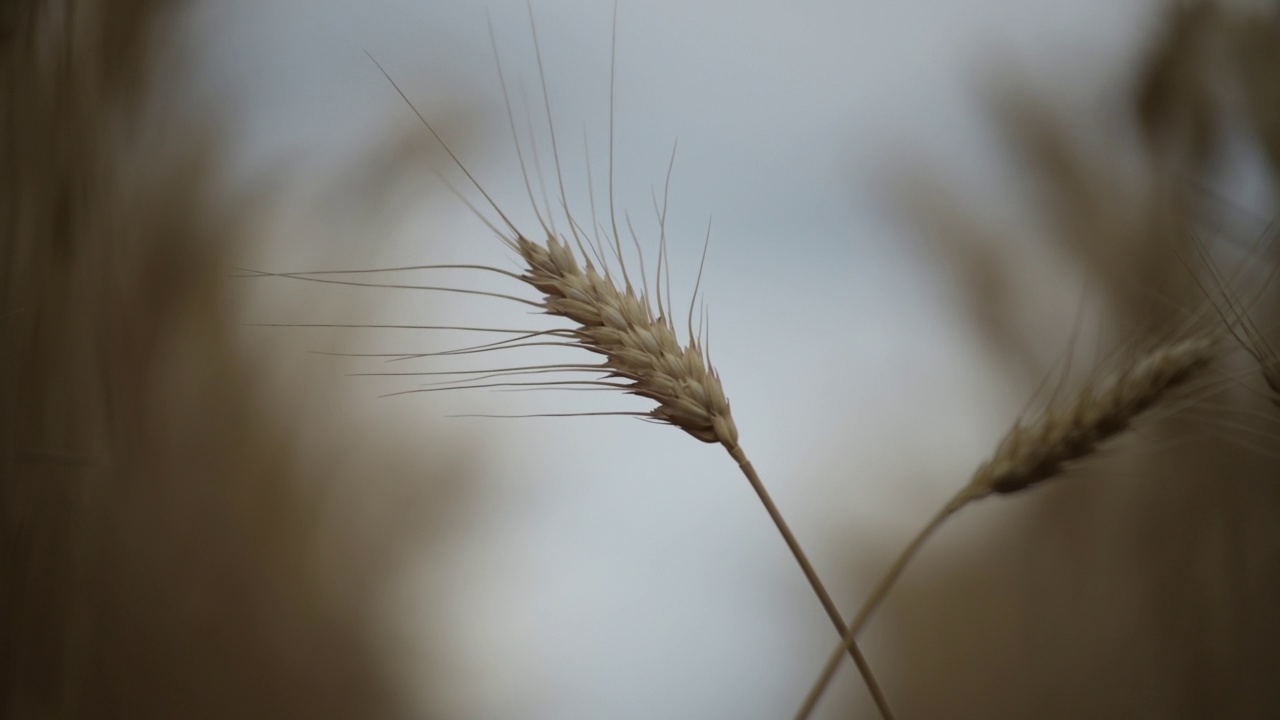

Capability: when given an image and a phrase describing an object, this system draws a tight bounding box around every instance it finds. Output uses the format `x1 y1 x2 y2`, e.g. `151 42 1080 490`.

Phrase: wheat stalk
363 7 912 706
511 227 904 716
793 335 1217 720
245 17 899 716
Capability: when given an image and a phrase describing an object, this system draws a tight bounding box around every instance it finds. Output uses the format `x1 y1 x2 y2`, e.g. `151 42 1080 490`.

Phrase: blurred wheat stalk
812 1 1280 717
0 2 456 718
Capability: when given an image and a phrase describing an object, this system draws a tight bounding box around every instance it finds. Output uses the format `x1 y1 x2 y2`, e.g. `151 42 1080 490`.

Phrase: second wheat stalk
794 335 1216 720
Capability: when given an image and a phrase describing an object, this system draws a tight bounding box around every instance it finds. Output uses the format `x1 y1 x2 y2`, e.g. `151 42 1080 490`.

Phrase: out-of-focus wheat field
8 0 1280 718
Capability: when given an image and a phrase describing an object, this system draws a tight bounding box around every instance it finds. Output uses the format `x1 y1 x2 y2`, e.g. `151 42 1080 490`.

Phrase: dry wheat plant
244 6 899 714
247 0 1280 718
10 0 1280 718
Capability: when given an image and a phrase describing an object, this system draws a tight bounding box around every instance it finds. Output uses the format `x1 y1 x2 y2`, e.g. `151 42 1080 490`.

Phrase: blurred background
7 0 1280 718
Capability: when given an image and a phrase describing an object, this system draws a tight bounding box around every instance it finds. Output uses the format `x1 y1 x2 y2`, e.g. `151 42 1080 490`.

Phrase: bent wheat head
515 234 737 445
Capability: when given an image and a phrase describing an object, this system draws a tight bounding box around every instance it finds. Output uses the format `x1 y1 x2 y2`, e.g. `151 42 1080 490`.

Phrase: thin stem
794 486 976 720
723 442 896 720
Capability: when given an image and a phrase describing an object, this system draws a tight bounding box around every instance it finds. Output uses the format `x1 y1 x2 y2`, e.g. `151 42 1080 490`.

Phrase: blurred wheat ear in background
1 1 465 718
849 3 1280 718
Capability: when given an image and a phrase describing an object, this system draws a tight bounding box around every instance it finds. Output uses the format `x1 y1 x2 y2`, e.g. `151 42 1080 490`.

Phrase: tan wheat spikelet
967 336 1217 499
514 233 737 445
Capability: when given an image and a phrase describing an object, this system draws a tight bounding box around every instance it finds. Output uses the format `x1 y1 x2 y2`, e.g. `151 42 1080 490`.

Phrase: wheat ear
345 46 901 717
513 231 897 717
793 336 1216 720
